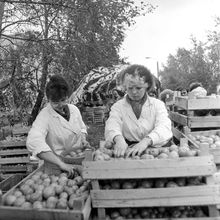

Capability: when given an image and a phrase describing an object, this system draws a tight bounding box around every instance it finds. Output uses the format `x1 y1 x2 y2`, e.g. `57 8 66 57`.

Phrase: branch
1 15 45 32
0 0 76 9
1 33 80 44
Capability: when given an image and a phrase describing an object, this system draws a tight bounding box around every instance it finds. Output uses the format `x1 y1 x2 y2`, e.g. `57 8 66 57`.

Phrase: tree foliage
0 0 155 124
160 19 220 94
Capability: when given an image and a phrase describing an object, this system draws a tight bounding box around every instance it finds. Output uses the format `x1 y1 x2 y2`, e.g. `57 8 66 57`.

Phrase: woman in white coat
26 75 89 176
105 64 173 158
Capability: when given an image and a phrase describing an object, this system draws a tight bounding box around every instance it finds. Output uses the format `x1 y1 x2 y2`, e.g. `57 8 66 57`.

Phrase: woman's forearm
37 151 64 168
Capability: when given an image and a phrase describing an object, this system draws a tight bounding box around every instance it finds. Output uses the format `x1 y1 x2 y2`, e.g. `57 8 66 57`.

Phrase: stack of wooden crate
82 142 220 219
169 96 220 133
93 107 105 125
170 96 220 166
0 137 31 178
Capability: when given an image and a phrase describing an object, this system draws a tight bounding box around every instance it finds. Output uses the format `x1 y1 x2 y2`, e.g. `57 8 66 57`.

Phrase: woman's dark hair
120 64 154 91
189 82 202 92
46 75 70 102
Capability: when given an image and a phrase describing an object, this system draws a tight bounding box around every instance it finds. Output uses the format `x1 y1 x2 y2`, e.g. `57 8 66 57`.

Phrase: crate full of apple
0 165 91 220
93 142 199 161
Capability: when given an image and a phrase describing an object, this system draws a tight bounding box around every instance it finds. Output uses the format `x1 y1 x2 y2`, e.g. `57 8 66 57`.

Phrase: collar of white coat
123 94 153 107
47 103 74 117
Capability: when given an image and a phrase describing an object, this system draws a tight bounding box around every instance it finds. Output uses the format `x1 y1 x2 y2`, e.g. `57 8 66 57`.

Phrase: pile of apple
61 148 85 159
94 143 199 161
100 176 204 190
4 170 90 209
105 206 207 219
188 132 220 149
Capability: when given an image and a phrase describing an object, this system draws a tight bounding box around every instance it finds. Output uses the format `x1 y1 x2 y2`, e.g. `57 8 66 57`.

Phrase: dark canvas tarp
70 64 161 104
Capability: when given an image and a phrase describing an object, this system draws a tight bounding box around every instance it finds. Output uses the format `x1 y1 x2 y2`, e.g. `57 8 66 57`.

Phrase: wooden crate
170 112 220 129
172 127 220 165
169 96 220 129
0 165 91 220
82 149 220 219
170 96 220 129
0 174 26 194
93 107 105 125
0 139 30 175
174 96 220 110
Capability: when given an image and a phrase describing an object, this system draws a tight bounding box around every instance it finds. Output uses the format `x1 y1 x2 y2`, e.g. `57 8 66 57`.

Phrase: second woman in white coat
105 64 173 158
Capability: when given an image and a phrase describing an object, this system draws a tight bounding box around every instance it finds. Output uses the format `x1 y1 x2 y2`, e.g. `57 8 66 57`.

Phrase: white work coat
105 95 172 146
26 103 87 157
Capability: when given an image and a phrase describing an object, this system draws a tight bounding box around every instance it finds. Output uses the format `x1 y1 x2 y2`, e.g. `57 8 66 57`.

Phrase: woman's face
124 74 148 101
50 97 68 112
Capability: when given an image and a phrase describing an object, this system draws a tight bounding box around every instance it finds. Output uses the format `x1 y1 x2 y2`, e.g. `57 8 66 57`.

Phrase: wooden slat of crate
169 112 188 126
211 149 220 164
172 126 184 140
0 140 26 148
0 205 89 220
187 129 220 136
93 218 220 220
0 165 28 173
12 127 30 136
170 112 220 128
0 165 91 220
0 149 29 156
0 174 25 193
82 156 216 180
91 185 220 208
188 116 220 128
0 157 30 165
175 97 220 110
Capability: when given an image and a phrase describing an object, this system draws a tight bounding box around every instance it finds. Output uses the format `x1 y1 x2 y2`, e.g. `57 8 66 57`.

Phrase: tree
160 16 220 94
0 0 155 124
160 38 218 93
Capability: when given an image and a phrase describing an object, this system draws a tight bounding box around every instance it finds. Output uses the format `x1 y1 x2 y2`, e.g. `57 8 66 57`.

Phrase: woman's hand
82 139 91 148
81 133 91 148
126 137 152 157
59 162 76 178
113 135 128 157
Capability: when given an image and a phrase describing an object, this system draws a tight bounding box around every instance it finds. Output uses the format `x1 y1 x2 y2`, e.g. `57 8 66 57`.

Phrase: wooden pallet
0 165 91 220
82 147 220 220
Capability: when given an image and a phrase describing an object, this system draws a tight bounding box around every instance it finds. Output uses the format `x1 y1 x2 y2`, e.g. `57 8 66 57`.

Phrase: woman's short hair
119 64 154 91
46 75 70 102
189 82 202 92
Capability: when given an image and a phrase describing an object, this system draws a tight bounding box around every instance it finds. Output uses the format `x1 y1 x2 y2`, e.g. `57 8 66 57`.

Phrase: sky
119 0 220 76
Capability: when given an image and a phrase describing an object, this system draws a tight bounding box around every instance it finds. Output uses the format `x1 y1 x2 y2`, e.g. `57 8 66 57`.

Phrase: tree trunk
28 45 49 125
28 5 50 125
0 2 5 36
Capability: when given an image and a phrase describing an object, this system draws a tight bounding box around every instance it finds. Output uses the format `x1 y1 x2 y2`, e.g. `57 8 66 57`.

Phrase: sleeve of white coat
26 110 51 157
147 100 173 145
105 102 123 143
